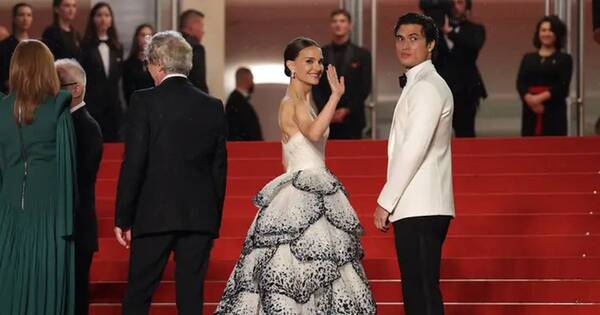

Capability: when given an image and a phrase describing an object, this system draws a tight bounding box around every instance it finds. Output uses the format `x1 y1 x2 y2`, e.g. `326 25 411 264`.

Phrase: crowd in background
1 0 599 142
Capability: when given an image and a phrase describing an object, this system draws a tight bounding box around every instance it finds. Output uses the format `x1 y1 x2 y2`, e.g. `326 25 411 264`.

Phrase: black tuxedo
182 33 209 94
42 24 81 60
434 19 487 137
71 105 103 315
116 76 227 315
79 39 124 142
0 35 19 94
122 57 154 106
225 90 263 141
313 41 372 139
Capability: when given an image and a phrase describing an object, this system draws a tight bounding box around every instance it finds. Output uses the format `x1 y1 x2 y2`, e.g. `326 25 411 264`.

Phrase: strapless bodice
282 132 327 173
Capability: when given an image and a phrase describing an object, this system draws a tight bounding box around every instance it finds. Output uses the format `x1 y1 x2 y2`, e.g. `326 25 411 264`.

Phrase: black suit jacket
122 56 155 106
79 39 123 118
182 33 209 94
313 42 372 135
72 106 103 251
225 90 263 141
42 24 81 60
115 77 227 237
434 19 487 99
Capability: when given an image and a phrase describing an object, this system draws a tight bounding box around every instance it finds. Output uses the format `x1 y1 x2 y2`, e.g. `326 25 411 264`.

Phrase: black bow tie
98 39 109 44
399 74 407 88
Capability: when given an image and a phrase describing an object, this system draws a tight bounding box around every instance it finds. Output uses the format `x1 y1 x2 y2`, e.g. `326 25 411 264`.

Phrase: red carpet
90 137 600 314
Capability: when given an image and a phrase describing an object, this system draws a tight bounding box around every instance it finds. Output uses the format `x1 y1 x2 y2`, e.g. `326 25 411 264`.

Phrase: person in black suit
517 15 572 136
114 31 227 315
0 3 33 94
593 0 600 44
433 0 487 137
43 0 81 60
226 67 263 141
123 24 155 105
179 9 209 94
55 58 103 315
79 2 123 142
313 9 372 139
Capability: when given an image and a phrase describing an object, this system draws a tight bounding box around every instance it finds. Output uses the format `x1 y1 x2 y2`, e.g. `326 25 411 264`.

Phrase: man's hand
442 15 453 34
374 205 391 233
114 227 132 249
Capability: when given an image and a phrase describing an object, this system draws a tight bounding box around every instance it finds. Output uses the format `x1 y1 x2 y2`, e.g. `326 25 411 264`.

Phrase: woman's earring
292 71 296 79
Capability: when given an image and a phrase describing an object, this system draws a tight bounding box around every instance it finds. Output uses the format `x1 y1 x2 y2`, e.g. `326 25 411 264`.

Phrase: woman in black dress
79 2 124 142
0 3 33 94
122 23 155 105
42 0 81 60
516 15 572 136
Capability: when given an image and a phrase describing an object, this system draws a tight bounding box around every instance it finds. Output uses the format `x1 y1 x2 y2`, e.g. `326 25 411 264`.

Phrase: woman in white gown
214 37 376 314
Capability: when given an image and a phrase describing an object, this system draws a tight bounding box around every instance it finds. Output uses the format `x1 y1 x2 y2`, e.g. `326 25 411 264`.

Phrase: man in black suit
313 9 372 139
114 31 227 315
179 9 209 94
226 67 263 141
55 58 103 315
433 0 487 137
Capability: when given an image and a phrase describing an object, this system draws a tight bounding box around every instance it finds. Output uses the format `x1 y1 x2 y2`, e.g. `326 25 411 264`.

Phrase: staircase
89 137 600 314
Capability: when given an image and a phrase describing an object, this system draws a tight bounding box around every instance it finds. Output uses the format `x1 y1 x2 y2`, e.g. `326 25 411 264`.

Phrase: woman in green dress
0 39 76 315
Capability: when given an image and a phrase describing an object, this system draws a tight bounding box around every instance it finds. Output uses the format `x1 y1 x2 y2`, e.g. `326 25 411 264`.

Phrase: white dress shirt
159 73 188 85
377 60 455 222
98 35 110 77
70 101 86 114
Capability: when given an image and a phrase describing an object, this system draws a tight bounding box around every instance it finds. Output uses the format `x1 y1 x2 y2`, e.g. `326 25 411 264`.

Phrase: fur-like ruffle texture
215 168 376 315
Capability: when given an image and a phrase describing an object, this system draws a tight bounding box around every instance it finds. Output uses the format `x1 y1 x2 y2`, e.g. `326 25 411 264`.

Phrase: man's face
330 14 352 38
453 0 468 19
191 16 205 42
57 0 77 22
395 24 433 68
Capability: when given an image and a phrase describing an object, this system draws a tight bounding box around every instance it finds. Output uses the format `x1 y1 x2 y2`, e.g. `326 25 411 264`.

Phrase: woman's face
57 0 77 22
137 26 153 47
538 21 556 48
288 46 324 86
15 6 33 33
94 6 112 34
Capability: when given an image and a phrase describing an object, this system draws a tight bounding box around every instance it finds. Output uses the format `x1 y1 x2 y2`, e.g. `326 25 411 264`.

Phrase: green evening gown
0 90 76 315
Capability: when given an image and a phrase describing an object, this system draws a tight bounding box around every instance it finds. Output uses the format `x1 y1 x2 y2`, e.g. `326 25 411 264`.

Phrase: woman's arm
294 65 345 142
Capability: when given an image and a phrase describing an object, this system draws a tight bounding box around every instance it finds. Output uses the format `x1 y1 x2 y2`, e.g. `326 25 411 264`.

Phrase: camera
419 0 453 28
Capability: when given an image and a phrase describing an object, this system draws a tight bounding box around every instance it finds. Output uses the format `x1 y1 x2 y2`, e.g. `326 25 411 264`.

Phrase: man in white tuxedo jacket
374 13 455 315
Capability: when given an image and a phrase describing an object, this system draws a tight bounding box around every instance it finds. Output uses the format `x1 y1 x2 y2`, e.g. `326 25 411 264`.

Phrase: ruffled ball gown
214 130 376 314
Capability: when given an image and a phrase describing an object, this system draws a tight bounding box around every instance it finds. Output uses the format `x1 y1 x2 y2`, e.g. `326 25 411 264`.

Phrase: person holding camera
424 0 487 137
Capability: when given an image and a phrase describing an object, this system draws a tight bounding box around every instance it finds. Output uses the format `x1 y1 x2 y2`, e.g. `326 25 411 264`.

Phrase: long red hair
9 39 60 125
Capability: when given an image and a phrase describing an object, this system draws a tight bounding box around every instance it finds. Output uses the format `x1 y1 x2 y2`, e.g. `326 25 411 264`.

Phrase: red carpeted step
96 173 600 197
97 154 600 179
89 279 600 303
90 257 600 282
101 137 600 159
93 235 600 260
96 213 600 238
96 192 599 217
89 302 600 315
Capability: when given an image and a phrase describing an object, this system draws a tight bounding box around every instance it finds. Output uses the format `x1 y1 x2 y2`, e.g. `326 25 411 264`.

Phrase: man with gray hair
114 31 227 315
55 58 103 315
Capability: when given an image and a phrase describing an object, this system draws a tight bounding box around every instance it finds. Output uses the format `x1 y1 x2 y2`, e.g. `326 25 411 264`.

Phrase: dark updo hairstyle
533 15 567 50
283 37 320 77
